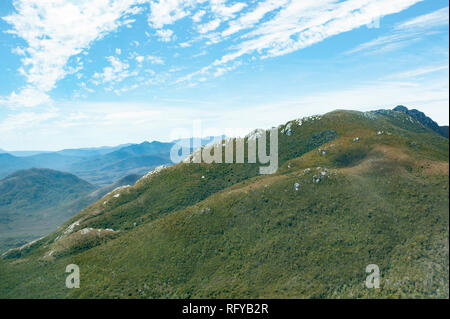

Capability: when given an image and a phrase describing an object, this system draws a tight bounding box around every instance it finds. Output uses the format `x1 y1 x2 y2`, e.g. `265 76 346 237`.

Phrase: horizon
0 105 447 152
0 0 448 151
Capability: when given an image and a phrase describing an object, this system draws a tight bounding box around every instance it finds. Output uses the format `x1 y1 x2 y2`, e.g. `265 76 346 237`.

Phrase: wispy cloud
147 0 193 29
345 32 421 55
383 64 449 80
2 70 448 151
0 108 59 133
395 6 449 30
1 0 444 108
221 0 287 37
156 28 175 42
93 56 138 86
347 6 448 55
1 0 143 108
0 86 52 109
180 0 423 84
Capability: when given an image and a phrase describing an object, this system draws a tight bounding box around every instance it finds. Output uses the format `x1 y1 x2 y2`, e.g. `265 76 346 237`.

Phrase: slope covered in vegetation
0 169 96 252
0 108 448 298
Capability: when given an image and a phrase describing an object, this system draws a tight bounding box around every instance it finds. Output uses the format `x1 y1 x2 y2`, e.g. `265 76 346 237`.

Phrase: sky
0 0 448 151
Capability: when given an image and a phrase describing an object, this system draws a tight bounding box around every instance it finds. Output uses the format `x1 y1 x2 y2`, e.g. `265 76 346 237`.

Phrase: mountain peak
393 105 448 138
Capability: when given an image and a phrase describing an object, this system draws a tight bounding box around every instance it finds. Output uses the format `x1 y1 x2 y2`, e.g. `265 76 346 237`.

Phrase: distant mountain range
0 141 172 186
0 137 224 186
0 142 168 186
65 141 175 186
3 144 132 157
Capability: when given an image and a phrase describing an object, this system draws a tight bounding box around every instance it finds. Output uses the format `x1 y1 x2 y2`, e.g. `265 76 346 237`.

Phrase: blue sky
0 0 448 151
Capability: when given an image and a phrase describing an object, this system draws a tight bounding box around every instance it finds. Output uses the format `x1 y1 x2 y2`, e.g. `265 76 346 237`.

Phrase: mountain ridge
0 107 448 298
393 105 449 138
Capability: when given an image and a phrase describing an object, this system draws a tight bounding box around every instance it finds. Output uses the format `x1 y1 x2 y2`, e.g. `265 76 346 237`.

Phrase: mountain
173 135 227 147
0 169 143 254
0 169 96 252
84 173 142 205
72 141 174 169
68 141 175 185
55 144 133 158
5 144 132 158
0 108 448 298
394 105 449 138
0 154 34 178
25 153 83 171
0 152 84 180
439 126 449 138
7 150 52 157
0 141 174 185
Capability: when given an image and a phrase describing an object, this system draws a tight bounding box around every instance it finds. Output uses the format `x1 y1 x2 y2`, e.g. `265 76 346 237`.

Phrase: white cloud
148 0 195 29
345 32 418 55
193 50 207 57
147 55 165 64
198 18 222 33
1 1 448 151
0 109 59 133
2 0 431 97
383 65 449 80
222 0 287 37
1 0 143 108
213 61 241 77
192 9 206 22
0 86 51 108
156 28 175 42
209 0 246 19
2 71 447 151
93 56 137 85
197 0 247 34
180 0 424 84
179 41 192 48
395 6 449 30
347 6 448 55
225 0 422 60
131 53 164 64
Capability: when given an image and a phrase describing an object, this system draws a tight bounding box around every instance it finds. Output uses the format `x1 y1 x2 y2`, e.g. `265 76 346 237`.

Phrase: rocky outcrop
394 105 448 138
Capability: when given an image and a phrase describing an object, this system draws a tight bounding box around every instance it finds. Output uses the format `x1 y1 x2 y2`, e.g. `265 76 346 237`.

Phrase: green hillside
0 109 448 298
0 169 96 252
68 141 174 185
0 170 143 253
